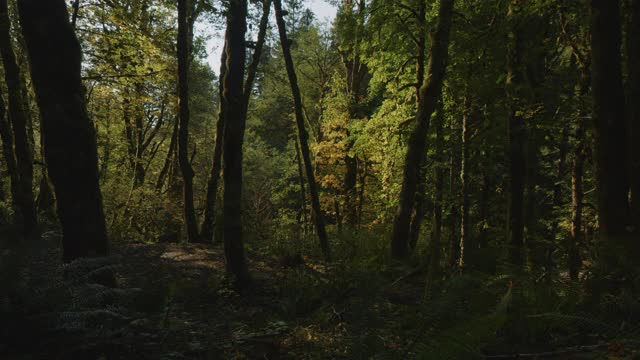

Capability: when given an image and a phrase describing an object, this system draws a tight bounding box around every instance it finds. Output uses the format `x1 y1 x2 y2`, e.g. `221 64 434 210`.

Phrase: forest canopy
1 0 640 358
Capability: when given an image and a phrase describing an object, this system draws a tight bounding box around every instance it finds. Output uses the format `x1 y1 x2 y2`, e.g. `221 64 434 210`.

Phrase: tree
0 0 36 235
390 0 454 259
0 86 20 221
177 0 199 242
222 0 250 284
506 0 527 268
275 0 331 260
590 0 632 243
201 0 271 242
18 0 109 261
628 0 640 228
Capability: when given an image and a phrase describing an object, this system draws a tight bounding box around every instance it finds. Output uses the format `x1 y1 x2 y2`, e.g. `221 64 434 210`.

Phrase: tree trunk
390 0 454 259
122 90 146 188
177 0 199 242
459 96 471 270
506 1 527 268
407 0 429 252
156 117 178 191
448 145 460 267
569 65 590 281
628 0 640 229
274 0 331 260
0 88 20 219
0 0 36 235
295 137 308 234
18 0 108 261
570 123 585 281
201 0 271 242
222 0 250 284
201 43 227 243
408 165 427 251
478 171 490 249
590 0 631 243
426 104 445 291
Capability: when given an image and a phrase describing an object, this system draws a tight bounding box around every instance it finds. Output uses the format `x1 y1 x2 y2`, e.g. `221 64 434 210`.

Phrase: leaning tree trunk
274 0 331 260
18 0 108 261
590 0 632 242
177 0 199 242
221 0 250 285
0 0 36 235
390 0 454 259
628 0 640 228
506 1 527 268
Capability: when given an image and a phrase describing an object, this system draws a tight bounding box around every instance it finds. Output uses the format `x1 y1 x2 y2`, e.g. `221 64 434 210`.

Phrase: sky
202 0 337 75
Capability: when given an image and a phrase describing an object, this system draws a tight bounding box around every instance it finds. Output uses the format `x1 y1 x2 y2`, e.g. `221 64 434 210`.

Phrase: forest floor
3 234 638 359
110 241 414 359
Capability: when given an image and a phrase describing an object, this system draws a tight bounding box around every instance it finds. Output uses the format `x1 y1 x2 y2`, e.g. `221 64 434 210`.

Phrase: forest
1 0 640 358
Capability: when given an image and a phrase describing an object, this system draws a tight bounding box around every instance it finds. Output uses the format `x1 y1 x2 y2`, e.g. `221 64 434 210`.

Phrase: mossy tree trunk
390 0 454 259
18 0 109 261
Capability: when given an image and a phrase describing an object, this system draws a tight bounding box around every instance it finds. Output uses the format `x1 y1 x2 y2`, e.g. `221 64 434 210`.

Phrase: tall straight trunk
569 66 590 280
590 0 631 241
36 133 55 217
570 124 585 281
0 0 36 235
629 0 640 228
506 1 527 268
408 166 427 251
357 156 367 226
18 0 108 261
408 0 429 251
0 88 19 217
201 0 271 242
274 0 331 260
390 0 454 259
201 43 227 242
426 104 445 291
478 170 490 249
122 91 146 188
458 96 471 270
338 0 367 226
156 117 178 191
177 0 199 242
448 145 460 267
222 0 250 284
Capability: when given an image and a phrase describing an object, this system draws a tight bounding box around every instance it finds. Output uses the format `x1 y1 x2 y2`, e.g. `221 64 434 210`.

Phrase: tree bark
156 116 178 191
274 0 331 260
590 0 632 242
426 104 445 291
390 0 454 259
569 63 590 281
222 0 250 284
201 0 271 242
18 0 108 261
0 0 36 235
506 1 527 268
458 96 471 270
628 0 640 229
177 0 199 242
0 87 19 219
408 0 429 252
200 45 227 242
